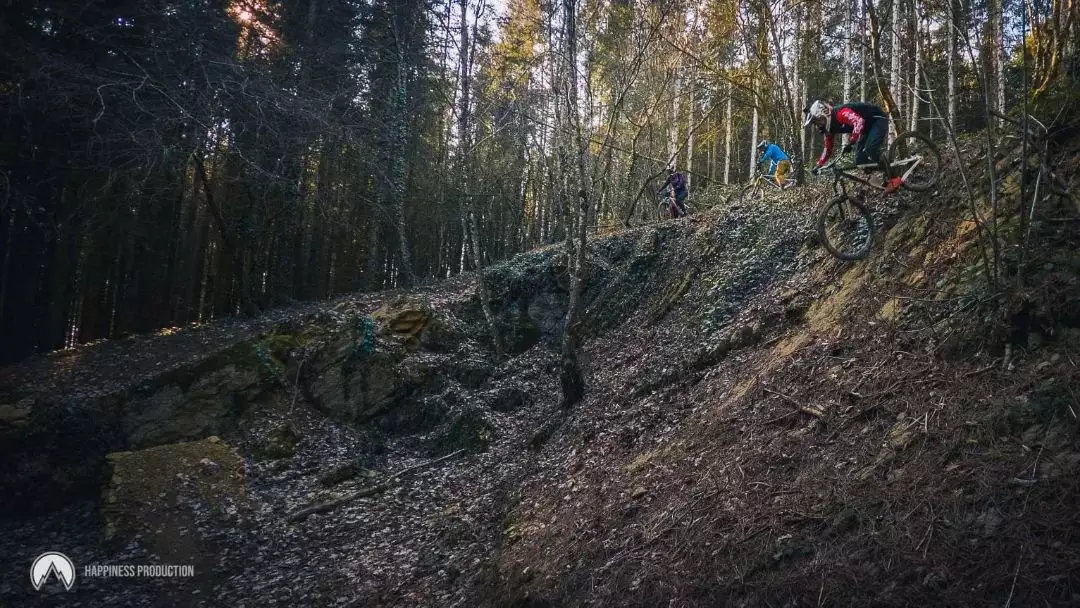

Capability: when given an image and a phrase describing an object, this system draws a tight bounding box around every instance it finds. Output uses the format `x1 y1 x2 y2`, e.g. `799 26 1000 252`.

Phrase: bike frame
825 152 923 197
752 172 794 190
657 190 688 219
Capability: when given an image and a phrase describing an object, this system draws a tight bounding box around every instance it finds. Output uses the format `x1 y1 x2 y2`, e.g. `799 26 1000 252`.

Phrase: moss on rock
103 436 245 563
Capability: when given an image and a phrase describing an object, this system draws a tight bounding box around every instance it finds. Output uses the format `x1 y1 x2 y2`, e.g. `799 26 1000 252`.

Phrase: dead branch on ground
284 449 465 522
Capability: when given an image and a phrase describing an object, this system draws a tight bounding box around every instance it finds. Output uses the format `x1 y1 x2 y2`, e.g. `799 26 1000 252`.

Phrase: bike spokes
737 175 793 208
887 132 942 192
817 196 874 260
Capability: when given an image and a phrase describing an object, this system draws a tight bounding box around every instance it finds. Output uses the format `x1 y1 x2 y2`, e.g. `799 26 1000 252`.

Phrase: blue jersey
758 144 789 173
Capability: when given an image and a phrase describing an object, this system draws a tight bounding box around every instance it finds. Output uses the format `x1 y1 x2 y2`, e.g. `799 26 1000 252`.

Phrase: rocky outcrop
103 436 245 574
1 207 792 519
123 363 263 448
0 336 286 515
300 300 496 437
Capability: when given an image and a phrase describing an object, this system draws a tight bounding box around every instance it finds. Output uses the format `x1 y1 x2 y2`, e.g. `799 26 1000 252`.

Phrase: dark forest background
1 0 1075 363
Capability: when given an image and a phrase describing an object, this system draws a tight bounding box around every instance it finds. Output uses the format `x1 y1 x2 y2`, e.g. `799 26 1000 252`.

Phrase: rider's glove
811 166 821 177
841 143 853 156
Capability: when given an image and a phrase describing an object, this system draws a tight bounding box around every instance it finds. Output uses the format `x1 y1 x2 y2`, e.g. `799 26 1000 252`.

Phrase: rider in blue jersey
756 140 792 188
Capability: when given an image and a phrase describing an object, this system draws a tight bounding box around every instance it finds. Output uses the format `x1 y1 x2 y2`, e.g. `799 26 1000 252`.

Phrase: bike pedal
883 177 903 194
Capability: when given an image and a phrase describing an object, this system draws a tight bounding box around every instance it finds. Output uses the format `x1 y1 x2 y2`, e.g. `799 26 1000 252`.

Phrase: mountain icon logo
30 552 76 591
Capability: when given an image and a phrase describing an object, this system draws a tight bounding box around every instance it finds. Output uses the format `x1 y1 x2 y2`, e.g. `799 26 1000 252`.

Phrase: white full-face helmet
803 100 832 131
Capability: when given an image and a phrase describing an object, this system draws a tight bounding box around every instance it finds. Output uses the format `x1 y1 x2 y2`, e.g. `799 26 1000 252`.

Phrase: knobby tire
656 200 693 222
739 182 762 207
816 194 875 261
888 131 942 193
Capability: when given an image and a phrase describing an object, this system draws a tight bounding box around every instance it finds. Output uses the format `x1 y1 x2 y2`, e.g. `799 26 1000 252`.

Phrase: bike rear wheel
816 194 875 260
887 131 942 192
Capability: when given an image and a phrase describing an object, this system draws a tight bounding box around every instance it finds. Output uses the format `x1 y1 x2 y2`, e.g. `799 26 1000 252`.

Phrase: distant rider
657 167 688 218
756 140 792 189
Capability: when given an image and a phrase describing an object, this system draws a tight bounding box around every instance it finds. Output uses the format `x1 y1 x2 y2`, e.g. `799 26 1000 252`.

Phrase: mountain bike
737 171 796 207
815 131 942 260
656 189 695 221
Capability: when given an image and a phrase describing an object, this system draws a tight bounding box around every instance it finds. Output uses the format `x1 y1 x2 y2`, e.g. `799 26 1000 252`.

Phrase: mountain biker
804 99 888 175
756 140 792 189
657 167 688 218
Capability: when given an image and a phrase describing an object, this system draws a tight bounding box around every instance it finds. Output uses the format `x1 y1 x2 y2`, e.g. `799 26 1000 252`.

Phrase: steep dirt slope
1 186 821 607
484 139 1080 606
1 135 1078 607
0 191 811 606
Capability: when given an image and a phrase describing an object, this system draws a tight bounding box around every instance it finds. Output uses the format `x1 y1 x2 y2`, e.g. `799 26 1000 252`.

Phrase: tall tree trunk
890 0 903 134
561 187 588 408
456 0 503 357
391 38 415 287
465 202 503 357
457 0 470 153
669 70 681 166
686 76 695 189
866 0 906 130
800 75 808 157
749 104 758 177
844 0 853 100
708 111 716 183
910 8 922 132
560 0 587 408
723 83 733 184
947 0 958 129
990 0 1006 120
795 9 806 159
860 0 868 100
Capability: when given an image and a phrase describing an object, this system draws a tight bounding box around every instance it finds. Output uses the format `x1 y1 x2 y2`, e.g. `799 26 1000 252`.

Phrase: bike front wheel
657 200 693 221
887 131 942 192
739 182 765 207
816 195 875 260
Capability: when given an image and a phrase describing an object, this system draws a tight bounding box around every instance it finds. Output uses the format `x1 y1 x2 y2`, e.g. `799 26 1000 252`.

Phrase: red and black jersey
817 102 887 167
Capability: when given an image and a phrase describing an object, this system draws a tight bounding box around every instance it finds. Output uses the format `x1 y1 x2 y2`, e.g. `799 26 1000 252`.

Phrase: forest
0 0 1076 363
4 0 1080 605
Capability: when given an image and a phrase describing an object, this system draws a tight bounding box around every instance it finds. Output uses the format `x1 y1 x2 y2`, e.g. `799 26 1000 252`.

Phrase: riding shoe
883 177 904 194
